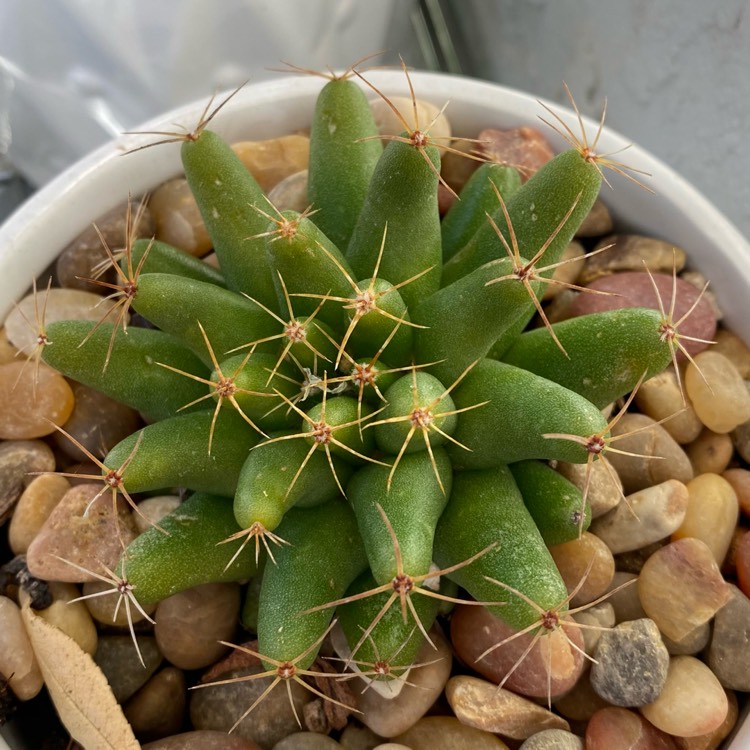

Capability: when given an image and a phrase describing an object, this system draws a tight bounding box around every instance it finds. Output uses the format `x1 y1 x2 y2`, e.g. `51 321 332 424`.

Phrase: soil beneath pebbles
1 107 750 750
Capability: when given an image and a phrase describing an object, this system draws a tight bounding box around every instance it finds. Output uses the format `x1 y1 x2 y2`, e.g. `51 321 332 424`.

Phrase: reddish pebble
478 126 554 181
586 707 678 750
722 468 750 517
569 272 716 359
736 530 750 597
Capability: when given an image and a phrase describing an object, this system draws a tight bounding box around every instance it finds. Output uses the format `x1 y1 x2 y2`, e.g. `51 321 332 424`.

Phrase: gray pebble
708 584 750 690
0 439 55 524
95 635 163 703
590 618 669 706
273 732 341 749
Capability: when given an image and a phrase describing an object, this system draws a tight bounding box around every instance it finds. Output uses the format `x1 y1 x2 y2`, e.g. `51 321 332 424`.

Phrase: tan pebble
542 242 585 300
555 455 622 518
674 689 738 750
232 134 310 192
0 439 55 523
124 666 187 741
149 178 212 256
0 361 75 439
373 745 412 750
82 577 156 627
440 137 480 194
585 706 679 750
673 473 738 564
0 327 19 363
395 716 509 749
134 495 182 534
478 126 554 181
681 270 723 321
685 351 750 433
548 532 614 607
445 675 569 739
605 413 694 494
578 234 685 285
640 656 728 737
712 328 750 378
661 621 711 656
638 538 731 641
267 169 309 213
553 667 611 722
9 473 70 554
575 199 613 238
574 602 615 655
26 483 138 582
370 97 451 155
590 479 689 554
0 596 44 700
686 429 733 475
635 367 703 444
605 572 646 623
142 730 263 749
721 467 750 517
339 723 384 750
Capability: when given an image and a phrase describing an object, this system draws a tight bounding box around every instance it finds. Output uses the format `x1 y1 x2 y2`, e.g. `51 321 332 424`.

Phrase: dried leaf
20 603 140 750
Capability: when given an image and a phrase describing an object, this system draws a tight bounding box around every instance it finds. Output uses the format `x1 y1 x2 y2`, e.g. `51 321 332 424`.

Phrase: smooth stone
634 367 704 445
686 430 733 475
133 495 182 534
190 662 312 749
232 134 310 192
576 198 613 238
605 413 694 495
149 177 212 256
8 473 70 553
686 352 750 433
590 618 669 706
681 270 723 321
672 473 738 565
542 242 585 301
579 235 685 285
94 634 162 703
155 582 241 670
394 716 510 749
0 596 44 700
585 706 679 750
82 577 156 627
569 272 716 360
721 467 750 517
53 380 141 462
30 580 98 655
661 621 711 656
707 584 750 690
553 669 611 722
478 125 554 181
370 97 451 155
267 169 309 213
440 137 479 194
0 439 56 524
548 532 615 606
615 541 668 575
732 415 750 464
450 604 585 699
674 689 738 750
638 538 731 641
272 733 341 749
26 483 138 582
519 729 584 750
555 456 622 518
339 723 384 750
445 675 570 739
56 199 154 289
605 572 646 623
590 480 689 554
355 627 452 738
0 361 75 439
143 730 262 749
736 530 750 597
373 745 412 750
639 656 728 738
124 666 186 742
712 328 750 378
574 602 615 655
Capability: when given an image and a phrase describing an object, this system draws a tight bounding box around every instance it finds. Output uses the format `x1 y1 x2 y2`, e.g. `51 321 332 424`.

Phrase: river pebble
339 723 383 750
706 584 750 690
721 467 750 517
95 634 162 702
638 538 731 641
554 456 622 518
355 627 451 738
736 530 750 597
553 669 611 722
685 351 750 433
634 367 703 444
232 134 310 192
605 572 646 623
686 430 734 475
26 483 138 582
149 178 213 256
712 328 750 378
660 621 711 656
450 604 585 699
0 361 75 439
124 666 186 742
8 473 69 553
133 494 182 534
445 674 569 739
478 125 554 181
273 733 341 749
590 479 688 554
605 413 694 494
615 541 667 575
578 235 685 285
585 707 678 750
548 532 614 606
590 618 669 706
0 596 44 700
267 169 309 213
0 439 55 524
672 473 738 565
81 577 156 627
370 97 451 156
155 582 241 670
674 689 738 750
640 656 728 738
440 137 479 195
519 728 583 750
394 716 510 749
143 730 262 749
55 199 155 290
573 601 615 655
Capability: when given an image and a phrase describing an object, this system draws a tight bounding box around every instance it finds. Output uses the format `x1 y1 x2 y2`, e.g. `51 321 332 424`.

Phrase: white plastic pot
0 71 747 749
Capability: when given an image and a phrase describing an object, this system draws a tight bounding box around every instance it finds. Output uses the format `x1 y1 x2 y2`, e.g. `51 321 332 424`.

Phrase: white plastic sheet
0 0 414 185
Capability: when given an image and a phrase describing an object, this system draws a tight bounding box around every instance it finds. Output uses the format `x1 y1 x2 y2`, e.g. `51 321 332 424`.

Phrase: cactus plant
29 63 710 726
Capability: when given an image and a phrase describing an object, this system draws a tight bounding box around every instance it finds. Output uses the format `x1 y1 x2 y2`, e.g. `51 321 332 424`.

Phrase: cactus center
117 579 134 596
586 435 607 455
214 377 237 398
541 610 560 630
279 218 299 239
658 321 676 343
410 407 433 429
410 130 428 149
311 422 333 444
277 663 296 679
105 471 123 488
352 363 376 387
352 290 376 316
285 321 306 342
373 661 391 677
392 573 414 594
37 333 49 347
122 281 138 299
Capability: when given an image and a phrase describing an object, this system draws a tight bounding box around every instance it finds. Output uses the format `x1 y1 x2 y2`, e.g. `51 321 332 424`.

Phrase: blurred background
2 0 749 237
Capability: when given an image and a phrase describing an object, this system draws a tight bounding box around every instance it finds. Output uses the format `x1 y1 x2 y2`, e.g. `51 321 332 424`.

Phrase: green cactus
38 64 696 720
